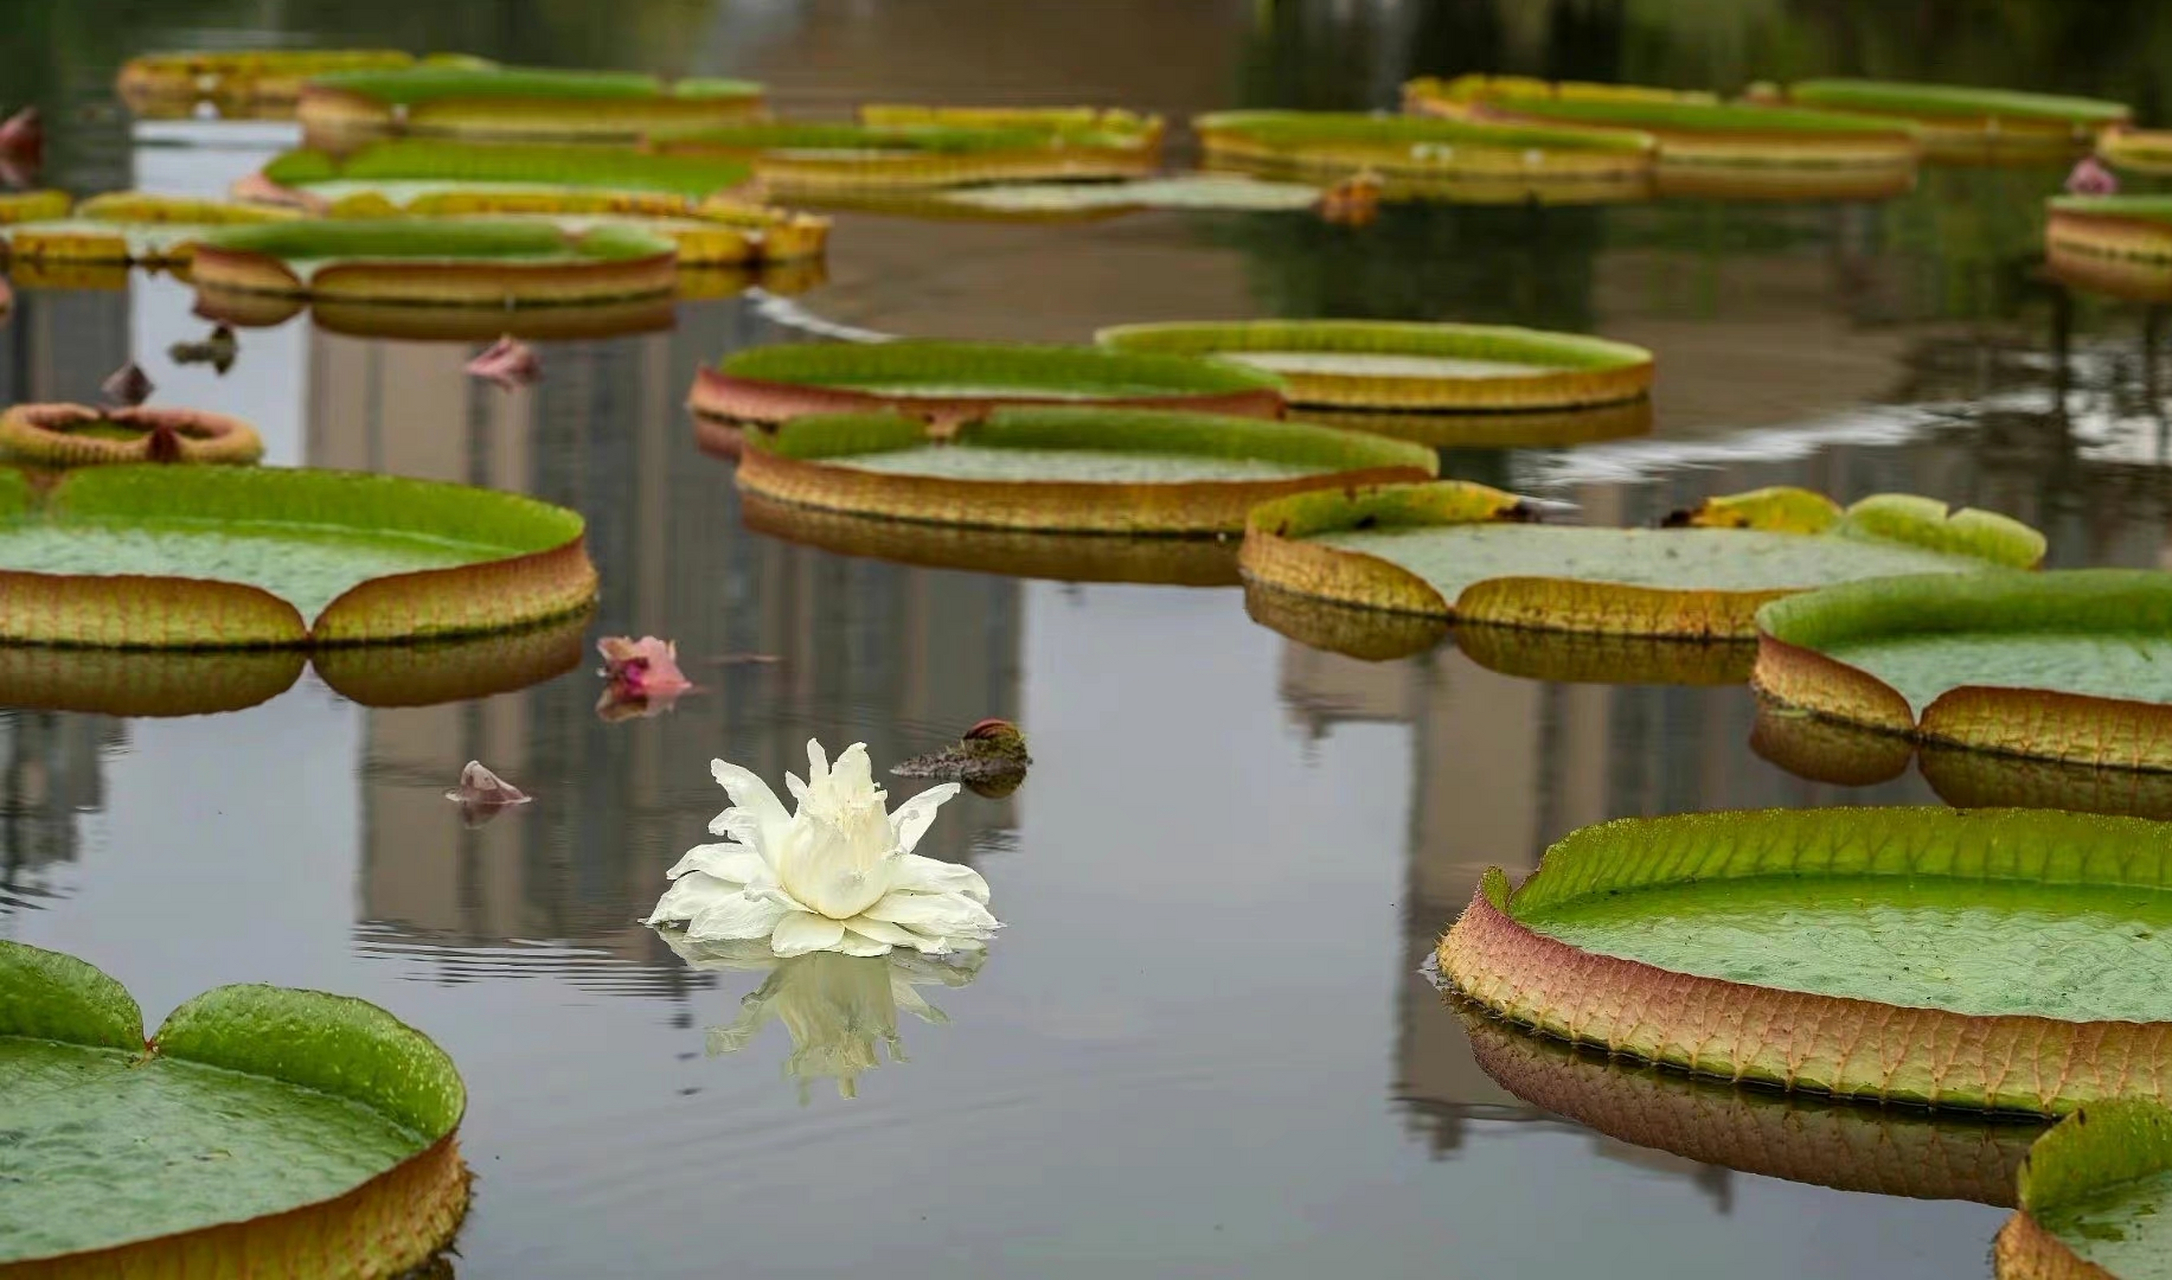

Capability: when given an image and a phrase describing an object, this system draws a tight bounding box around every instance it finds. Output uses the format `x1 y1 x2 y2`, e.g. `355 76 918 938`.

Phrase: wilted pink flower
466 335 541 391
2066 156 2119 196
0 108 42 165
445 760 532 827
100 361 153 409
596 635 695 720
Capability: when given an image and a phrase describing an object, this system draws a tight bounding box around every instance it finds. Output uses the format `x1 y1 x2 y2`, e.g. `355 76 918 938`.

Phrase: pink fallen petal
598 635 693 699
446 760 531 807
0 108 42 164
2066 156 2120 196
100 361 153 409
466 335 542 392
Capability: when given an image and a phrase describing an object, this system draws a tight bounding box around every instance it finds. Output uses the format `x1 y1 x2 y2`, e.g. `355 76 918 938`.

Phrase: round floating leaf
1461 1004 2045 1205
1997 1101 2172 1278
118 49 426 105
1242 481 2043 638
735 406 1436 534
1755 569 2172 771
691 339 1287 429
2047 195 2172 302
1096 319 1652 412
300 66 764 143
0 939 467 1275
1439 806 2172 1114
191 217 677 304
936 174 1326 216
1780 79 2125 164
255 140 753 204
0 465 595 649
2102 127 2172 177
652 119 1158 191
0 404 264 467
1194 108 1654 201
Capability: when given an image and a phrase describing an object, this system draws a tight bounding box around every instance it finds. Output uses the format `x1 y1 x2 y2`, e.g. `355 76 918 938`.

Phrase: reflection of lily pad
191 218 678 305
0 940 467 1273
299 66 764 143
1777 79 2126 163
660 931 983 1102
1747 700 1915 787
1096 319 1652 412
739 489 1242 587
1242 483 2043 638
2046 196 2172 303
735 407 1435 534
0 465 596 648
690 340 1286 429
1996 1101 2172 1278
1241 581 1449 661
1193 109 1654 203
1755 570 2172 772
1460 1003 2044 1205
1441 807 2172 1114
1455 623 1753 686
1295 398 1653 448
1408 76 1922 199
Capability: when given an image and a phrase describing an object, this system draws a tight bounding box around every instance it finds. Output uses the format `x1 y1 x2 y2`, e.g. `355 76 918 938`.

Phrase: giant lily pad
190 218 677 305
0 940 467 1274
2101 127 2172 177
1285 398 1654 449
738 490 1241 587
1241 482 2044 638
115 49 447 109
298 66 764 143
1774 79 2127 163
0 193 303 266
1754 569 2172 773
1460 1004 2045 1204
1192 109 1655 203
734 406 1435 534
0 404 263 467
1439 806 2172 1114
0 465 595 648
1095 319 1652 413
1996 1101 2172 1278
929 174 1326 217
1408 76 1924 201
650 119 1160 192
2046 196 2172 302
689 340 1287 433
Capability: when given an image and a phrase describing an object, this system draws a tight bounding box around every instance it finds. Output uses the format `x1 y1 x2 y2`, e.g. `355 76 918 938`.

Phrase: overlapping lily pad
1095 319 1653 413
1192 109 1655 203
190 218 678 305
1996 1101 2172 1278
0 191 73 225
689 340 1287 434
0 939 467 1274
646 119 1159 192
297 65 764 143
1754 569 2172 773
0 465 596 649
0 403 263 467
0 193 304 266
1408 76 1923 200
1440 806 2172 1114
2046 195 2172 302
2101 126 2172 176
115 49 445 110
1460 1004 2046 1204
1241 483 2044 638
1773 79 2128 163
734 406 1435 534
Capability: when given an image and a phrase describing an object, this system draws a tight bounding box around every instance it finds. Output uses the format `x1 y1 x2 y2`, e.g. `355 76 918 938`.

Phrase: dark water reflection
5 1 2172 1276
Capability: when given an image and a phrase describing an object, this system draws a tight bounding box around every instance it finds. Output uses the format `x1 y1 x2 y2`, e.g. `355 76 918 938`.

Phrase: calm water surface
6 2 2172 1275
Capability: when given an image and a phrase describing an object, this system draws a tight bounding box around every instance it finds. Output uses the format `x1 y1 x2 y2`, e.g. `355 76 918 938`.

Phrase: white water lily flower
646 739 999 957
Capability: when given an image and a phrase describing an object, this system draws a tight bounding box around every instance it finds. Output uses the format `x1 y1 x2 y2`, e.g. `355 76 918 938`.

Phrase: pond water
5 2 2172 1276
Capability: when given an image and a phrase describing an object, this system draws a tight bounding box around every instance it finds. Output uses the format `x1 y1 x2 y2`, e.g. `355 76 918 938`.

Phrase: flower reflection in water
660 931 984 1101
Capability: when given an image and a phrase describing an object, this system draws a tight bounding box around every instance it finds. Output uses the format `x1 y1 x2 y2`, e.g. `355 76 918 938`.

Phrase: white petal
841 916 920 948
832 742 874 795
785 771 808 803
805 738 829 786
861 887 1000 938
770 912 848 956
885 853 991 904
889 784 960 854
710 759 788 831
645 872 744 924
834 929 892 957
684 890 791 942
664 842 767 887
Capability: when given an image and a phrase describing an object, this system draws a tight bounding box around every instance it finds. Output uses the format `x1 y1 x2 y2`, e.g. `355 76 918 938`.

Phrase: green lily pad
1754 570 2172 772
191 218 677 303
1097 319 1652 412
0 465 596 648
1999 1101 2172 1278
256 141 753 203
1242 483 2044 638
735 406 1434 534
1783 79 2130 127
306 65 761 109
692 340 1286 429
0 939 466 1272
1440 807 2172 1114
939 175 1324 214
